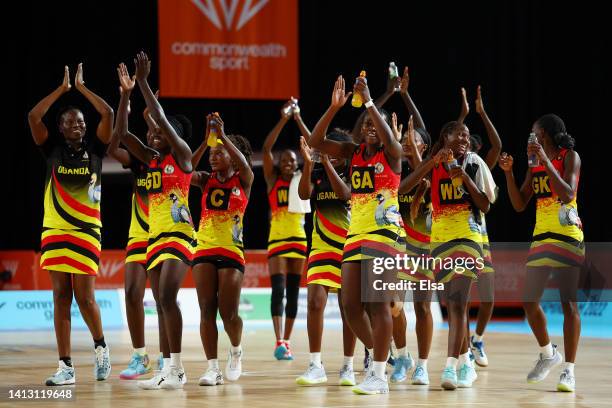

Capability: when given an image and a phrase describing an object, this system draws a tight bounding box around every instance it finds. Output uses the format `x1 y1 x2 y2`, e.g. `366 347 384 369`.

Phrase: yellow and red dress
125 156 149 265
343 144 406 262
306 164 350 288
527 149 584 267
146 154 196 270
430 155 492 283
194 171 248 272
267 176 307 258
39 137 106 275
398 162 434 282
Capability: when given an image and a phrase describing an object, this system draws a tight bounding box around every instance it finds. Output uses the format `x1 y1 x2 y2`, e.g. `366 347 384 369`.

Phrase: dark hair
226 134 253 168
56 105 83 126
415 127 432 151
167 114 192 141
356 108 393 143
431 121 464 155
327 128 352 143
470 134 483 148
535 114 575 149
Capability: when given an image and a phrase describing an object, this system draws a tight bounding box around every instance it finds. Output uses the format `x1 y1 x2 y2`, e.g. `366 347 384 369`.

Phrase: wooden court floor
0 327 610 407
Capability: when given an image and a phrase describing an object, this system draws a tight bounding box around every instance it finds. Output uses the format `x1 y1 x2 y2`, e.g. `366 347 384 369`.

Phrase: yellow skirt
40 228 101 275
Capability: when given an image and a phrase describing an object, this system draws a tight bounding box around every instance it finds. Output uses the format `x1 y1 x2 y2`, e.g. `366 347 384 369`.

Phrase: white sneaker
199 367 224 386
527 345 562 383
470 336 489 367
45 361 75 386
352 372 389 395
138 370 168 390
296 362 327 386
557 369 575 392
339 364 356 386
94 345 111 381
457 363 478 388
225 350 242 381
160 366 186 389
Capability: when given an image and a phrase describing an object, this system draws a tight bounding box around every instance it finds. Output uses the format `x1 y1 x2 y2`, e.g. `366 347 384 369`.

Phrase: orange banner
158 0 299 99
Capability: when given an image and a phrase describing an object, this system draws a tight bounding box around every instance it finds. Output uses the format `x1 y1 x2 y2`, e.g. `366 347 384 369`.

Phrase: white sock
163 358 171 370
372 361 386 379
310 352 322 367
170 353 182 369
562 362 575 375
458 352 471 366
417 358 428 368
208 359 219 370
134 347 146 356
396 347 408 357
343 356 354 369
473 333 484 343
446 357 458 370
540 343 554 358
230 345 242 355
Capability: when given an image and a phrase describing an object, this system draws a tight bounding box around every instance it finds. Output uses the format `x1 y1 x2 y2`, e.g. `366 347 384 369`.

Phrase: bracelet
364 99 375 108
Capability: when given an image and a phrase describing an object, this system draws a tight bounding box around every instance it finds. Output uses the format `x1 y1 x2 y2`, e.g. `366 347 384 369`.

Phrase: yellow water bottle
351 70 367 108
207 112 219 147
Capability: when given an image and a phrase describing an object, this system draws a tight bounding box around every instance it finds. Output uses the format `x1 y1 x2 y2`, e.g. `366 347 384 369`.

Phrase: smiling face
279 150 298 177
401 131 427 161
58 109 86 142
209 145 231 172
445 124 470 157
147 121 167 151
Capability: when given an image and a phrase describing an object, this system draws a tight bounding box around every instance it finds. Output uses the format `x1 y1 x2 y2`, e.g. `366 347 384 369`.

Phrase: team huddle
28 52 584 395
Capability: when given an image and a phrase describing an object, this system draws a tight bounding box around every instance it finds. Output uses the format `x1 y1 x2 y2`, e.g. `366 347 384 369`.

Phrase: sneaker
281 342 294 361
363 349 372 373
387 346 396 367
527 345 562 383
557 369 575 392
339 364 356 386
390 354 414 383
274 341 287 360
441 367 457 390
94 346 111 381
120 353 151 380
296 362 327 386
470 336 488 367
160 366 186 389
157 354 164 371
352 372 389 395
411 364 430 385
225 350 242 381
45 361 75 386
138 372 166 390
457 363 478 388
199 367 224 386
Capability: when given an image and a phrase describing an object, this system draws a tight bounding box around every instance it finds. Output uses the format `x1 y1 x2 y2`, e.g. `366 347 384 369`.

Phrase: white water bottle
528 132 539 167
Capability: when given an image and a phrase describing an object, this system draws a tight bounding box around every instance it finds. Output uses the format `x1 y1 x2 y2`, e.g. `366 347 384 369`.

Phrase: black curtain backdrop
5 0 609 250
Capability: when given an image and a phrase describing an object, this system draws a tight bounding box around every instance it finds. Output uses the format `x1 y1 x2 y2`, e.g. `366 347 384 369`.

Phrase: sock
562 362 575 375
208 359 219 370
540 343 554 358
170 352 182 368
230 345 242 355
458 352 471 366
473 333 484 343
94 337 106 349
163 357 171 369
310 352 322 367
446 357 458 369
134 347 146 356
60 357 72 368
396 347 408 358
283 339 291 348
417 358 428 368
343 356 354 369
372 361 386 378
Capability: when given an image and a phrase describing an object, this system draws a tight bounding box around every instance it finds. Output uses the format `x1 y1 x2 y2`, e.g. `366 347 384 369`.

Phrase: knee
53 290 73 308
199 300 217 320
341 296 361 317
158 292 177 311
75 293 96 310
562 302 580 318
447 301 465 316
125 285 143 307
414 302 431 319
219 306 239 324
307 294 325 314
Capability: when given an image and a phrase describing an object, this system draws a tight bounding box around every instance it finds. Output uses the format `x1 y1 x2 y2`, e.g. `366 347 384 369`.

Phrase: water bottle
292 99 300 115
528 132 539 167
282 104 293 117
351 70 367 108
311 149 321 163
389 62 399 91
447 153 463 190
207 113 219 147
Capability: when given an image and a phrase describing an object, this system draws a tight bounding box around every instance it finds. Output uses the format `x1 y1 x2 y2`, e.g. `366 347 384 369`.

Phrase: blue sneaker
411 364 430 385
94 346 111 381
457 363 478 388
120 353 151 380
390 354 414 383
274 341 288 360
470 335 488 367
441 367 457 390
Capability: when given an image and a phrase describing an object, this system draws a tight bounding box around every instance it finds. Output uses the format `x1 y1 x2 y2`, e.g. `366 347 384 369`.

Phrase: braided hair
535 114 575 149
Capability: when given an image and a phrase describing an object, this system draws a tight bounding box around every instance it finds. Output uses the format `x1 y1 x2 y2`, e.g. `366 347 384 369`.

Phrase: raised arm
457 87 469 124
28 66 72 145
192 115 211 170
351 71 400 138
309 76 357 159
293 106 311 141
74 63 114 143
399 67 426 130
499 153 533 212
134 52 192 172
321 154 351 201
214 113 254 196
475 86 502 169
529 142 580 204
262 101 292 186
298 136 314 200
354 76 402 168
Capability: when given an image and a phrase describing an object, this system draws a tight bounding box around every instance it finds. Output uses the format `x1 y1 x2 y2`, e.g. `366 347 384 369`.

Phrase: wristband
364 99 375 108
